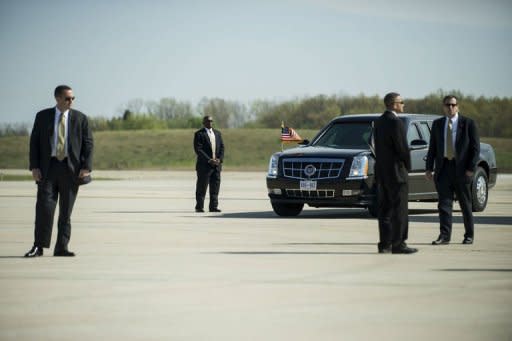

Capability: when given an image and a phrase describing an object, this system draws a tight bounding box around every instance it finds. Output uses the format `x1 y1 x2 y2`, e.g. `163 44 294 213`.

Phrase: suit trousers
435 159 474 240
34 158 79 250
195 166 221 210
377 182 409 249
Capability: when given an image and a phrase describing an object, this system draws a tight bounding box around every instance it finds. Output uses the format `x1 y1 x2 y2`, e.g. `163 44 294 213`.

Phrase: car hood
278 146 369 158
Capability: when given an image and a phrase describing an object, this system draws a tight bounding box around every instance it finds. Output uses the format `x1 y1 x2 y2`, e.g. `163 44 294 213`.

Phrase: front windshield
312 122 373 149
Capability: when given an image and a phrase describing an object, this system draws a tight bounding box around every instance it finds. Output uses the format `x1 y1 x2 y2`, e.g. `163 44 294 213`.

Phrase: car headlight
347 155 368 179
267 154 279 178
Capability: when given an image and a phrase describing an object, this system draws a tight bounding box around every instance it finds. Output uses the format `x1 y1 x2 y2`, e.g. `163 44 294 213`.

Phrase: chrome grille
286 189 335 198
282 158 345 180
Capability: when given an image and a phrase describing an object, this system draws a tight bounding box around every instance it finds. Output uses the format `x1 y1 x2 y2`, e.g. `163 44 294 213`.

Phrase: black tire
472 166 488 212
271 202 304 217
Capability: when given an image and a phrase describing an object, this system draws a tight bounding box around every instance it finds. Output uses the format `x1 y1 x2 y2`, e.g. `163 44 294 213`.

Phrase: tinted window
418 122 431 141
407 123 421 144
312 122 372 149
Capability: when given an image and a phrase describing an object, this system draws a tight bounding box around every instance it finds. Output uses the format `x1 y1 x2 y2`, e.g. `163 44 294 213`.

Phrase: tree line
1 90 511 137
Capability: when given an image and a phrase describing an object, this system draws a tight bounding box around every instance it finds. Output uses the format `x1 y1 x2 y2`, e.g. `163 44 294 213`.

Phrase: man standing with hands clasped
374 92 417 254
426 95 480 245
194 116 225 213
25 85 93 257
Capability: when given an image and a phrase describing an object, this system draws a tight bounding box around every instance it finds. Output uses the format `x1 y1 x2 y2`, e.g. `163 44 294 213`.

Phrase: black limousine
266 114 497 217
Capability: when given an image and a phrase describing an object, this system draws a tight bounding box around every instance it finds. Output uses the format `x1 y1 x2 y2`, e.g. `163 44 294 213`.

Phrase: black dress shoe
432 237 450 245
195 208 205 213
392 245 418 254
462 237 473 244
378 247 392 254
54 250 75 257
24 246 43 257
209 208 221 212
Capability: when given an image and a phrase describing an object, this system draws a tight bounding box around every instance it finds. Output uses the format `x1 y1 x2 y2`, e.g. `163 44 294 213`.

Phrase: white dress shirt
52 108 69 158
444 113 459 157
206 128 216 159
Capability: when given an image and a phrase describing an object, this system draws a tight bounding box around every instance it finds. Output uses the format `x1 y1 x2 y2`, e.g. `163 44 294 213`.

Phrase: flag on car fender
281 122 303 142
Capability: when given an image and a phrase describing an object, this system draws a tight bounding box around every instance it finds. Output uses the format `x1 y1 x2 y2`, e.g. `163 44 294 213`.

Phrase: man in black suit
193 116 225 213
426 95 479 245
374 92 417 254
24 85 93 257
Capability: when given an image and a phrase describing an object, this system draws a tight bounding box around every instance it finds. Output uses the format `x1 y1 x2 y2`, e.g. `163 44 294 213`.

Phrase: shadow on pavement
213 251 376 255
410 215 512 226
436 268 512 272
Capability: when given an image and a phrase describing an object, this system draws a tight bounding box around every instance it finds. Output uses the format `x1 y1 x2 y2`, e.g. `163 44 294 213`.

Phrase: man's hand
32 168 42 182
465 170 474 177
425 170 433 181
79 169 90 178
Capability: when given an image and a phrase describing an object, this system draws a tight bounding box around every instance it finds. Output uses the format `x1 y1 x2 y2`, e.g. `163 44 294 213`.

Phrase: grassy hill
0 129 510 172
0 129 318 171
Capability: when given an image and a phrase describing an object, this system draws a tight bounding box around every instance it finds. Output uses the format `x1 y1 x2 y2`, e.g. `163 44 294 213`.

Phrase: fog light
342 189 361 196
269 188 282 195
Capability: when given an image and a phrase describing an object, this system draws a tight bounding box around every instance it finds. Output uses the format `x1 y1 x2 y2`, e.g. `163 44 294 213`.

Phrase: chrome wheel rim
476 175 487 206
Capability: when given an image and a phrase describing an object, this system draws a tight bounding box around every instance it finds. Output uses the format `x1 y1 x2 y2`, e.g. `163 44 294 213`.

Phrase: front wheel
472 167 488 212
271 202 304 217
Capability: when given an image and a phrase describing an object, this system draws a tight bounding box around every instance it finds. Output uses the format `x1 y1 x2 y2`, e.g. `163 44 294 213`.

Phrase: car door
406 122 428 197
414 120 437 198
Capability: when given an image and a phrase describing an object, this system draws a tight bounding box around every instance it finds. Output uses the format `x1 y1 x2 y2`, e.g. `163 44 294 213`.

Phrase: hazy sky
1 0 511 124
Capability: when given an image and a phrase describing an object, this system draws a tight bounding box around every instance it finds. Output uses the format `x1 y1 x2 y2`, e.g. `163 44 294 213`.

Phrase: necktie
208 129 216 159
446 118 454 160
56 113 66 160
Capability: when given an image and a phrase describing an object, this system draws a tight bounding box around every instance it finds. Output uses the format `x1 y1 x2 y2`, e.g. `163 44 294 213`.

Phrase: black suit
374 111 411 250
193 128 224 210
426 114 479 240
29 108 93 251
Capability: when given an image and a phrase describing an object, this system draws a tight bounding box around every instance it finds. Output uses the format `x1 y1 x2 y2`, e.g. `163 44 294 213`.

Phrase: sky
1 0 511 124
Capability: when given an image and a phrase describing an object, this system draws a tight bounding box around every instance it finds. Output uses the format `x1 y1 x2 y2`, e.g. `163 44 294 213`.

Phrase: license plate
300 180 317 191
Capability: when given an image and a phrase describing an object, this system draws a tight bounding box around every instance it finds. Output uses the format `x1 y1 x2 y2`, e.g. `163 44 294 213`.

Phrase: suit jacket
29 107 94 181
426 114 479 181
374 111 411 185
193 128 225 171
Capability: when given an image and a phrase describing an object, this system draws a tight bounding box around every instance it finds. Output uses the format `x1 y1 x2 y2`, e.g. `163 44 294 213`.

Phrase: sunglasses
64 96 75 102
444 103 457 107
394 101 404 104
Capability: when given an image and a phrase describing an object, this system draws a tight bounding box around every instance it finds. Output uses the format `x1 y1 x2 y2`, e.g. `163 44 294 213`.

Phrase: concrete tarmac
1 171 511 341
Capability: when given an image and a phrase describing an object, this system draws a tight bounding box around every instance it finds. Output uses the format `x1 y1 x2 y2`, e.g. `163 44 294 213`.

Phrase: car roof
330 113 442 123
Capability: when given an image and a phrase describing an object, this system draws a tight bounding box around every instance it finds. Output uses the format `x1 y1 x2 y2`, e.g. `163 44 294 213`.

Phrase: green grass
1 129 510 172
481 137 512 172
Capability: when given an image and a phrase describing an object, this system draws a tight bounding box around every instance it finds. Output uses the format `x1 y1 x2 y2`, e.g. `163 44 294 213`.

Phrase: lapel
440 117 447 149
47 108 56 146
68 109 76 143
455 115 465 148
205 128 213 149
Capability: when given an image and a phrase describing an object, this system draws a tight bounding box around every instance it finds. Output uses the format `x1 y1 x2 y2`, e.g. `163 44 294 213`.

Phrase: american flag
281 123 303 142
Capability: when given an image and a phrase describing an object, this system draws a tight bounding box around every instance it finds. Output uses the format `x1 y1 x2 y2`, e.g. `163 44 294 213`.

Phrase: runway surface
1 171 511 340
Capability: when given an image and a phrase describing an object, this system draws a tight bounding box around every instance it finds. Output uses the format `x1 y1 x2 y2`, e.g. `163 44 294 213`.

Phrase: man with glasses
426 95 479 245
374 92 417 254
193 115 225 213
24 85 93 257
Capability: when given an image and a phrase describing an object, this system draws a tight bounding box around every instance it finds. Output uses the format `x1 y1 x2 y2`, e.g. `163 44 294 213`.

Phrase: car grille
282 158 345 180
286 189 335 198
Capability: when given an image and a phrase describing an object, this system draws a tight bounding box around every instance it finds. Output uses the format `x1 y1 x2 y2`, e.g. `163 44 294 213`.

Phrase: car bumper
266 176 376 208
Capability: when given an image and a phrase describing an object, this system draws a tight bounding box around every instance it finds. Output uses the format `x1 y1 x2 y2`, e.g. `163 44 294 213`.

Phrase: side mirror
298 139 310 145
410 139 428 150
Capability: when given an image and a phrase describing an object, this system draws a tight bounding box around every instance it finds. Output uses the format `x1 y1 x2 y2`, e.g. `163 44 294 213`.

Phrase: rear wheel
472 167 488 212
271 202 304 217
